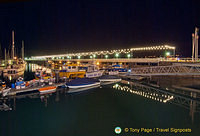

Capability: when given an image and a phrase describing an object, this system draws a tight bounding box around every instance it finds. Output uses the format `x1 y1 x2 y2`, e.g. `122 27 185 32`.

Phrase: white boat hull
99 78 121 82
108 71 119 75
67 82 100 89
67 84 100 93
39 88 56 94
3 66 25 73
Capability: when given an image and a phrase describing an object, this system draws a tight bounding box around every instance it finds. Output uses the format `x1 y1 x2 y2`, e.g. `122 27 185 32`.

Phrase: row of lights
29 45 175 60
28 53 132 60
131 45 175 51
113 84 174 103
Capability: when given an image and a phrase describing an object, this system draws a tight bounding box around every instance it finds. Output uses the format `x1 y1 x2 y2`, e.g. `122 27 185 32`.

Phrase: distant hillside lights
28 45 175 60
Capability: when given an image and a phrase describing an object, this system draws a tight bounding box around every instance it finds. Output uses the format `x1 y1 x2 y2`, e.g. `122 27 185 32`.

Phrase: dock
7 82 66 96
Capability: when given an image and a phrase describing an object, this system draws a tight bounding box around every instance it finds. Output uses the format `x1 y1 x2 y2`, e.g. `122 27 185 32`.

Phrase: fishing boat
109 64 128 73
58 64 85 78
99 75 121 83
35 67 52 80
38 86 57 94
85 65 104 78
66 78 100 89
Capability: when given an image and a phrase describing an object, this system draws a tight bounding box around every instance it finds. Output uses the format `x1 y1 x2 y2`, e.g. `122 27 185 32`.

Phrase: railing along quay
129 64 200 76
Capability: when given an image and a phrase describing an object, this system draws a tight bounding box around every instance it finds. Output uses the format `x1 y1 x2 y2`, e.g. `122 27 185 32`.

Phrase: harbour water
0 64 200 136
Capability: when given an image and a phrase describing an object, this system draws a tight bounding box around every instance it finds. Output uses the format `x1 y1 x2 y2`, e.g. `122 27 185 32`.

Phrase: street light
78 56 81 59
127 54 131 58
115 53 119 58
166 52 170 56
105 55 108 59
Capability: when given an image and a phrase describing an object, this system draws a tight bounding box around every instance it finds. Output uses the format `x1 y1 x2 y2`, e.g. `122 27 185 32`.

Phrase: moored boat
35 67 52 80
85 65 104 78
108 70 119 75
3 60 26 74
109 64 128 73
58 64 85 78
66 78 100 89
67 84 100 93
86 70 104 78
38 86 57 94
99 75 121 83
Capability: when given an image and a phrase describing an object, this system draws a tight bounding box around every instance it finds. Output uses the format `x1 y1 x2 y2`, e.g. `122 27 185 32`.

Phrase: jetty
6 82 66 96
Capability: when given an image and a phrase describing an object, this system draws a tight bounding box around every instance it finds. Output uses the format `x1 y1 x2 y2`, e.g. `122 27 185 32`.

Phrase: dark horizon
0 0 200 57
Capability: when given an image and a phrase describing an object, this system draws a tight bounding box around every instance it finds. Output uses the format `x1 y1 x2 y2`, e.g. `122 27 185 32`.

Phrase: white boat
99 75 121 83
66 78 100 89
3 71 24 79
108 70 119 75
3 62 26 74
67 84 100 93
99 78 121 82
86 70 104 78
85 65 104 78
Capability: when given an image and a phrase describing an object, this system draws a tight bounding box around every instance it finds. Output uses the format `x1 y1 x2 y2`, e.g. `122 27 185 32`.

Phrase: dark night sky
0 0 200 57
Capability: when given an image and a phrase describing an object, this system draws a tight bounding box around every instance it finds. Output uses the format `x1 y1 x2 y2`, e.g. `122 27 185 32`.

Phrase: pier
7 82 65 96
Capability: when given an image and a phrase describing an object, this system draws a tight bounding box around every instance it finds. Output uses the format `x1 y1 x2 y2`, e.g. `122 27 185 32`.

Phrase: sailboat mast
4 48 7 66
22 40 24 60
11 30 15 59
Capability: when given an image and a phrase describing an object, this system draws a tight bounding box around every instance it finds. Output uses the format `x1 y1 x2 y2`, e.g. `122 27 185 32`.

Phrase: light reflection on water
112 80 200 124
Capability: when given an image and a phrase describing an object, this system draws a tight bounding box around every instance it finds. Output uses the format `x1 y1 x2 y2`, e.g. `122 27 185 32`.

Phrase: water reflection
112 80 200 123
0 90 59 111
40 95 49 107
113 83 174 103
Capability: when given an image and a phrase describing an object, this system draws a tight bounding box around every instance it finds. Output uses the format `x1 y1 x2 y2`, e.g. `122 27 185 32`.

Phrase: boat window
72 66 76 69
68 66 71 69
